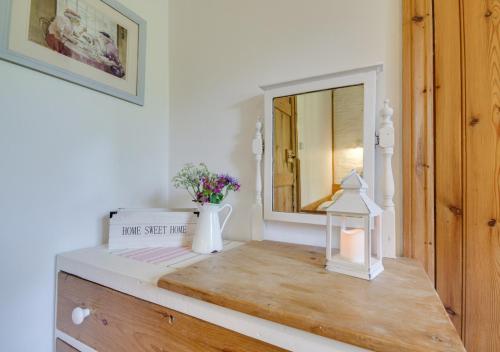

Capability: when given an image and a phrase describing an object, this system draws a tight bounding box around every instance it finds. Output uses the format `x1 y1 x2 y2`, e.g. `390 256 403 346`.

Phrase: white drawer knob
71 307 90 325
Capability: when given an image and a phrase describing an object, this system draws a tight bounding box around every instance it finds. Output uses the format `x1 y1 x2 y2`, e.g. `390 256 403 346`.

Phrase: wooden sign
109 209 198 250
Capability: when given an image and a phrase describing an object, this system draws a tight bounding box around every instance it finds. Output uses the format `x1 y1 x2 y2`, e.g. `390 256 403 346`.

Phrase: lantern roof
326 170 383 216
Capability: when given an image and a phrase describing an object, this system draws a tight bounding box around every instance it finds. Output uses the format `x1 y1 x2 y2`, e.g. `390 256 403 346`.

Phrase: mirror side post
251 118 265 241
378 99 397 258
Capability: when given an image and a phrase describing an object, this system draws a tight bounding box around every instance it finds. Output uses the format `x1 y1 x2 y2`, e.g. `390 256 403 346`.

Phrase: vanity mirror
260 66 380 226
252 65 395 258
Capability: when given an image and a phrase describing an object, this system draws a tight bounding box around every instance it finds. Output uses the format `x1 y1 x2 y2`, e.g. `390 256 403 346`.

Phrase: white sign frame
108 211 197 250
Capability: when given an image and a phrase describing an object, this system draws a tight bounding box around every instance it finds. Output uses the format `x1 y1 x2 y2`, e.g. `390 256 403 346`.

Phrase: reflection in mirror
272 84 364 214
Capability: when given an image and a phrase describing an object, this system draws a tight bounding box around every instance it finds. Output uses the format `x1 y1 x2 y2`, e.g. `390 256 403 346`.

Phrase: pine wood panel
402 0 435 280
56 339 79 352
463 0 500 350
57 272 285 352
434 0 465 335
159 241 465 352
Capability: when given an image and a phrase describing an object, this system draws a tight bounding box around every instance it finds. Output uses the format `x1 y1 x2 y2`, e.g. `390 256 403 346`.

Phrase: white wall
297 90 333 207
169 0 402 250
0 1 169 351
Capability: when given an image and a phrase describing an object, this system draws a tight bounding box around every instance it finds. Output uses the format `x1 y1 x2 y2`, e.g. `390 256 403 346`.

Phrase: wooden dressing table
55 241 464 352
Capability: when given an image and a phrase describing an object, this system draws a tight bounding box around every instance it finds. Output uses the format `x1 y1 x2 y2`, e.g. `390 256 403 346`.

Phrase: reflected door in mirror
273 96 298 212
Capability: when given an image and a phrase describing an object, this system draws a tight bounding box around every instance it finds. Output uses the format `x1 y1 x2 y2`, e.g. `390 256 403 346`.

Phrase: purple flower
217 174 240 187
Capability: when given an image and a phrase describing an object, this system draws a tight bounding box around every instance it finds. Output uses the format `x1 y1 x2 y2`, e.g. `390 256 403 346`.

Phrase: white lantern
325 170 384 280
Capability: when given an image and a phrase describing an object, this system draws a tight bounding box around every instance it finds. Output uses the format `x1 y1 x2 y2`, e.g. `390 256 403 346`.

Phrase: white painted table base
54 243 369 352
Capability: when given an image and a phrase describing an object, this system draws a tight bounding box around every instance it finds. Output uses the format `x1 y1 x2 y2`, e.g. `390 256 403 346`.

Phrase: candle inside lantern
340 228 365 263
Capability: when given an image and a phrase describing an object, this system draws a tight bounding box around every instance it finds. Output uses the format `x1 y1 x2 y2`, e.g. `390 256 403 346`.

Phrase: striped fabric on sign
113 246 192 264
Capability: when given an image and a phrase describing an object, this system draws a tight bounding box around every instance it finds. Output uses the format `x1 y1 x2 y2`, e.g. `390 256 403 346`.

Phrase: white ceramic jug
192 203 233 254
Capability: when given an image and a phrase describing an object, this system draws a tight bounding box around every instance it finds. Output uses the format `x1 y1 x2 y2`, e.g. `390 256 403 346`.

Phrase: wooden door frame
402 0 436 281
403 0 465 335
433 0 465 335
404 1 500 346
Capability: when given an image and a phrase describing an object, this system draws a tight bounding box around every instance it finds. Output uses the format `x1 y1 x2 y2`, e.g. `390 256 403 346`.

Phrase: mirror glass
272 84 364 214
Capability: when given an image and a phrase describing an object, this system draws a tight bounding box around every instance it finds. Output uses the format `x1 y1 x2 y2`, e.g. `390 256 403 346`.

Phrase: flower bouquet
172 163 240 205
172 163 240 254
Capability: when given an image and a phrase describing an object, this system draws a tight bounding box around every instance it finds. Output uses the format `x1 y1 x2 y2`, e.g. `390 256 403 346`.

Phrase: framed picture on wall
0 0 146 105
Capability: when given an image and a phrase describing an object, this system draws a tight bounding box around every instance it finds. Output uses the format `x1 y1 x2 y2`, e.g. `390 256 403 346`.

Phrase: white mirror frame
260 65 380 226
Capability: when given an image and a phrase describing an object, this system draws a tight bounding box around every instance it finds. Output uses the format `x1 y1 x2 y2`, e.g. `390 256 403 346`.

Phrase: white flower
172 163 212 201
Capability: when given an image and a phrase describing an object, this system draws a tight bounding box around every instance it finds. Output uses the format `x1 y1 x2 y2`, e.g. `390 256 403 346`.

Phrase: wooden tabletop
158 241 465 352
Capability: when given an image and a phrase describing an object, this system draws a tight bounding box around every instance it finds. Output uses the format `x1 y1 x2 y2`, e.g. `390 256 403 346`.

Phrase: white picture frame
0 0 147 105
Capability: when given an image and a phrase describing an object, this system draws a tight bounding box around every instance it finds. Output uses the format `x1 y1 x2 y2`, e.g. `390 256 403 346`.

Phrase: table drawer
57 272 285 352
56 339 79 352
